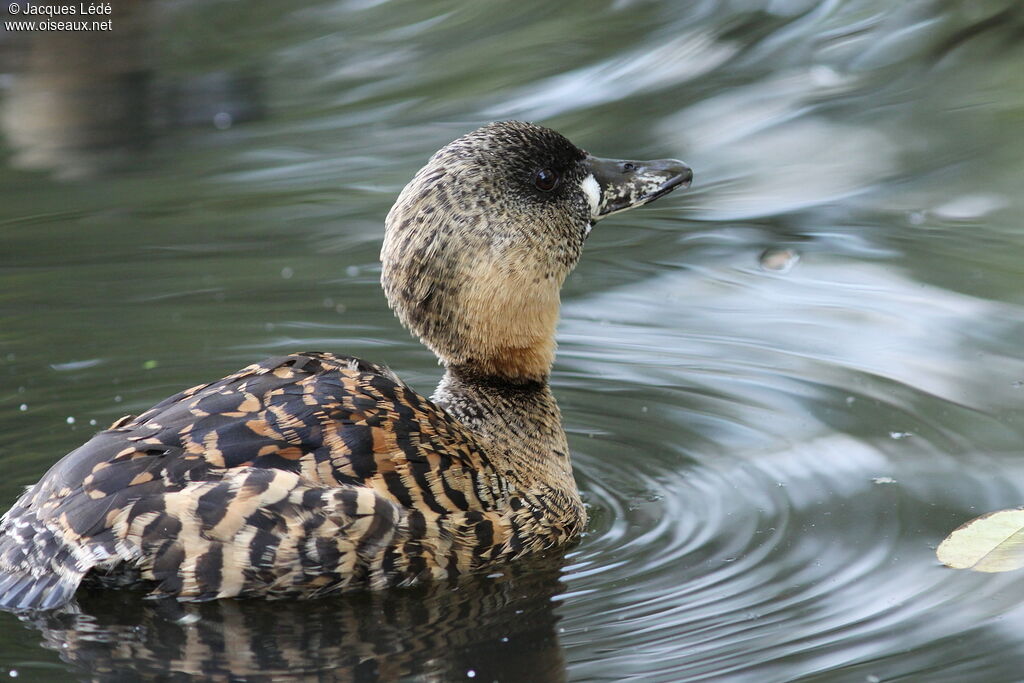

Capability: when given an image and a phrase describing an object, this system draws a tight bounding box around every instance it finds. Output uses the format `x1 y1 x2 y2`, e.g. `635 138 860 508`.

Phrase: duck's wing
0 352 508 610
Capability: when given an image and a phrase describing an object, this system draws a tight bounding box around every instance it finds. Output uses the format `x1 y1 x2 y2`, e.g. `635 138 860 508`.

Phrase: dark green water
2 0 1024 680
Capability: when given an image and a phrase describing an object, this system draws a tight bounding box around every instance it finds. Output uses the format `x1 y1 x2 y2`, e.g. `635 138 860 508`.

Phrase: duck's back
0 352 513 611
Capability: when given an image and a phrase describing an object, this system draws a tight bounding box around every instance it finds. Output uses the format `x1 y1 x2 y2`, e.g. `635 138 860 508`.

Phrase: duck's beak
583 155 693 220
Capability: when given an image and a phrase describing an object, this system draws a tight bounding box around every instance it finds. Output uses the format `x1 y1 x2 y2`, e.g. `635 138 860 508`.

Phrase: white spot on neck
581 174 601 219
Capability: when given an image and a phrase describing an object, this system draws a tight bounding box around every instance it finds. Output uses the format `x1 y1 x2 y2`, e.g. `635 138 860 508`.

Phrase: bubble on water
18 404 27 412
467 671 476 679
89 419 97 426
281 267 294 280
66 416 75 425
114 395 123 403
759 248 800 273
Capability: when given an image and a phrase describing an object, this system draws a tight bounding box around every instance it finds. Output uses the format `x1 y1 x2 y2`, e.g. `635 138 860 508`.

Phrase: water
2 0 1024 680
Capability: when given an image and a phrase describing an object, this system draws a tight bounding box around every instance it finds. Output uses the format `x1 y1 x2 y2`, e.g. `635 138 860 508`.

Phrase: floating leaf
937 508 1024 572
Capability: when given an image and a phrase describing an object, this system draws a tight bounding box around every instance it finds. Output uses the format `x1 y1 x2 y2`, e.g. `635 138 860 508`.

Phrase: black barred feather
0 352 585 610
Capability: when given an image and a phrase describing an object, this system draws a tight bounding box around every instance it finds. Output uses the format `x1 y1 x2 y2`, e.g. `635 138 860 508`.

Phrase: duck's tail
0 570 77 611
0 504 89 611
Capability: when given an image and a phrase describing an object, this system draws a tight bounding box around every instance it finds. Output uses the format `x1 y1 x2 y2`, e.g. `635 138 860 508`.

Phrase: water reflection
3 0 1024 679
19 560 568 681
563 255 1024 409
0 0 264 179
554 248 1024 678
1 0 152 178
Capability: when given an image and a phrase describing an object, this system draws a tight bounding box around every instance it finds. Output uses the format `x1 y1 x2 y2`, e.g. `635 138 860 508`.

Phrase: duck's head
382 120 691 383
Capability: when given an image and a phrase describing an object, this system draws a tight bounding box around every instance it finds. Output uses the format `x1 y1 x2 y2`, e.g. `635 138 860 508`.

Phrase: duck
0 121 692 610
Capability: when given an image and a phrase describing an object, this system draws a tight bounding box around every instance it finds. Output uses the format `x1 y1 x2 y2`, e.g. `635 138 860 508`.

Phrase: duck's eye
534 168 560 192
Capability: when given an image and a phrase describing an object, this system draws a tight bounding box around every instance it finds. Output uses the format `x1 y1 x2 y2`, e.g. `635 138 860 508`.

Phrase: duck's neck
432 366 574 487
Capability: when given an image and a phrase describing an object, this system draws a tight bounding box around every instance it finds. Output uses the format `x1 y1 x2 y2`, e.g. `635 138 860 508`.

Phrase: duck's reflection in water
21 558 568 681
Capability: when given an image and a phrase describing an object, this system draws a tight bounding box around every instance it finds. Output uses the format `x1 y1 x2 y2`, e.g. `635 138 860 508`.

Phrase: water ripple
555 250 1024 679
4 0 1024 680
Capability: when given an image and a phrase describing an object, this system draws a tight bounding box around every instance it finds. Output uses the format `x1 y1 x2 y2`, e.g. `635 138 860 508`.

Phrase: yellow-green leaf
937 508 1024 572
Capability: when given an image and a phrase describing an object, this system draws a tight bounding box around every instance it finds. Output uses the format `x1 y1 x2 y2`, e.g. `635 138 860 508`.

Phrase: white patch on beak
581 174 601 220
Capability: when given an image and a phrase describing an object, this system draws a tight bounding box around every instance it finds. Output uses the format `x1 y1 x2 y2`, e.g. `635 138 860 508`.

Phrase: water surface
2 0 1024 680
